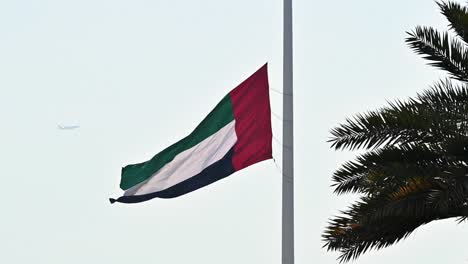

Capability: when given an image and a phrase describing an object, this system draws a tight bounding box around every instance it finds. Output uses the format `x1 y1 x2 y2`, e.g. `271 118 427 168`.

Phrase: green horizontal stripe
120 94 235 190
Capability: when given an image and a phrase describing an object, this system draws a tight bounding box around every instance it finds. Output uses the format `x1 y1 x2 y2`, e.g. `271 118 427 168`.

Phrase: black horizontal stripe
110 147 236 204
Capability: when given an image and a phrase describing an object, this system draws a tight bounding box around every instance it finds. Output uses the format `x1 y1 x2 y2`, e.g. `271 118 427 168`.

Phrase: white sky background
1 0 467 263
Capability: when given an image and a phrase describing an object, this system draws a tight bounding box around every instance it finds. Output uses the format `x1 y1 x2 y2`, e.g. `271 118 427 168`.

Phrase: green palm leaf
324 2 468 261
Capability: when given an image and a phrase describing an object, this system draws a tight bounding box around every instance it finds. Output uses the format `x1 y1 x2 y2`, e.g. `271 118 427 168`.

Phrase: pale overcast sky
1 0 467 263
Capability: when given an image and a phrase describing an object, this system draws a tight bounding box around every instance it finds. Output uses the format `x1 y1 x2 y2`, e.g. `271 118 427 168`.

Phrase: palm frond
324 194 435 262
325 2 468 261
438 1 468 44
406 26 468 81
329 109 434 151
332 140 468 195
329 79 468 151
324 187 466 262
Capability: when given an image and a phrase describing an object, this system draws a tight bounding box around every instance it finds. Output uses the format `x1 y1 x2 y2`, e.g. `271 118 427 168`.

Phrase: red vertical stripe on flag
229 63 273 171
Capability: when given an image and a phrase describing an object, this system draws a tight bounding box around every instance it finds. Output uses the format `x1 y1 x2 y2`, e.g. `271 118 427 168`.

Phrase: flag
110 64 272 203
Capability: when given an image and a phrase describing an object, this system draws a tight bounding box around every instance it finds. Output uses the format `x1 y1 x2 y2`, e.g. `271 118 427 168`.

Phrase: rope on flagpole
273 135 293 150
272 111 293 122
273 157 294 181
269 87 294 181
273 157 283 172
270 87 292 96
272 137 294 182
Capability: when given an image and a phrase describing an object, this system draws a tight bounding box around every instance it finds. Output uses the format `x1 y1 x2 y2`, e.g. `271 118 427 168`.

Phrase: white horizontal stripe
124 120 237 196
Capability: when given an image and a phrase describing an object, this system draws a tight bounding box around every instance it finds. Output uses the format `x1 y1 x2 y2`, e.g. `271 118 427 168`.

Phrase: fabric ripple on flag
110 64 272 204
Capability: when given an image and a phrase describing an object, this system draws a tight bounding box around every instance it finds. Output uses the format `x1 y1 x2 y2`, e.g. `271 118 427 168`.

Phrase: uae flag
110 64 272 204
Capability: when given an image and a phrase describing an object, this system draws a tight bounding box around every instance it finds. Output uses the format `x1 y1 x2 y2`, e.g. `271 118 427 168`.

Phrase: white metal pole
282 0 294 264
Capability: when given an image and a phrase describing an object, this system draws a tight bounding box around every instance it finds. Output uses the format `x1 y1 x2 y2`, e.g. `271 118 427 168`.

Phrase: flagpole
282 0 294 263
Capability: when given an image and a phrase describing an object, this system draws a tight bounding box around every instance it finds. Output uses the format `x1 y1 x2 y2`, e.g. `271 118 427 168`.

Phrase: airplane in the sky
58 125 80 130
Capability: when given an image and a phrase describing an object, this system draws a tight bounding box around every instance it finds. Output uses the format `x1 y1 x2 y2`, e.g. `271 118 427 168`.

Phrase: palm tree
323 1 468 262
